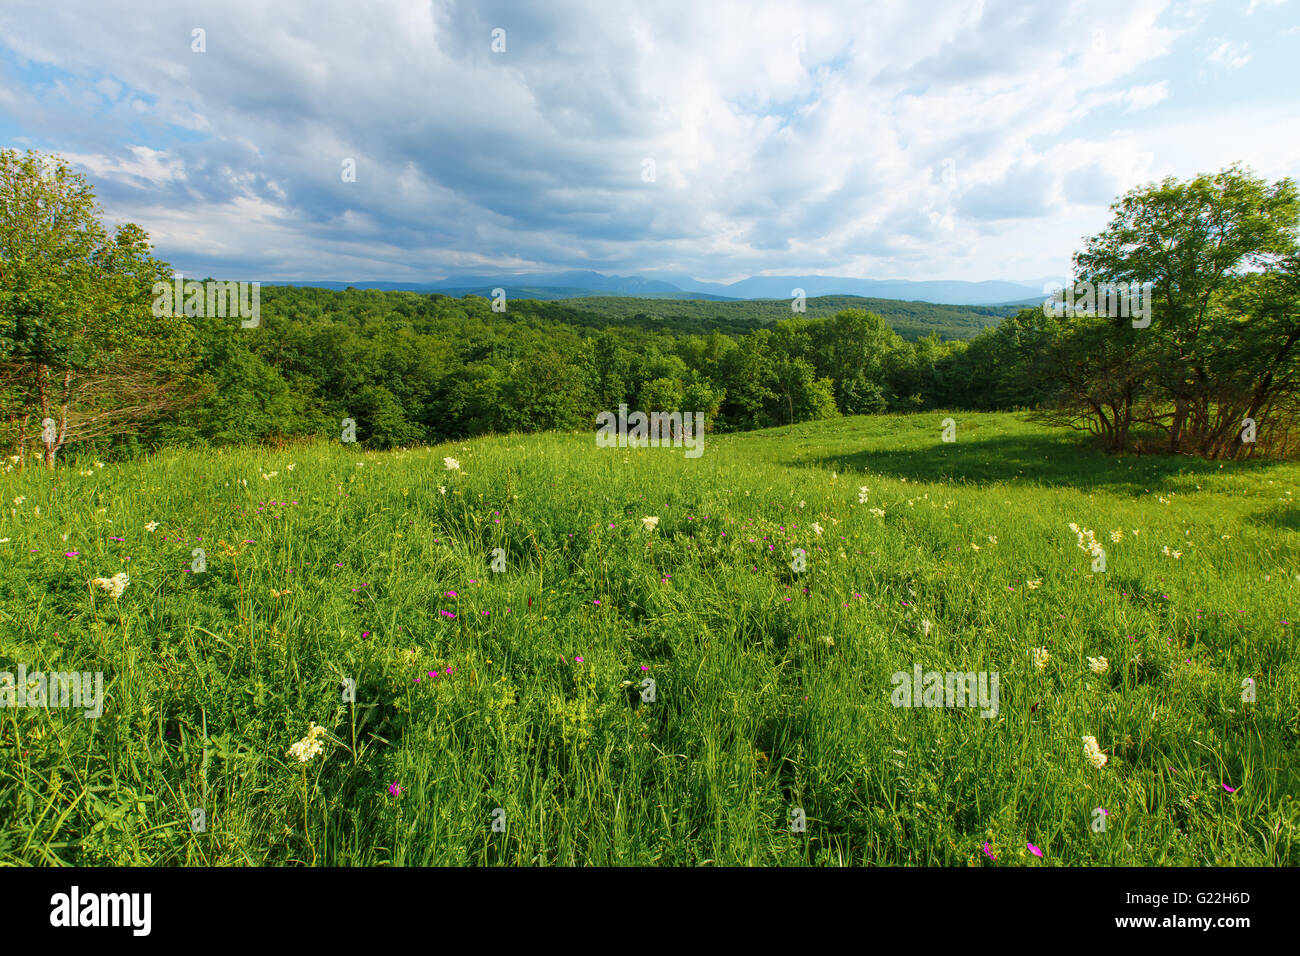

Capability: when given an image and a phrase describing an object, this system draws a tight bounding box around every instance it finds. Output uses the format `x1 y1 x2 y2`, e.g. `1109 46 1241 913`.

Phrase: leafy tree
1074 164 1299 453
0 149 194 465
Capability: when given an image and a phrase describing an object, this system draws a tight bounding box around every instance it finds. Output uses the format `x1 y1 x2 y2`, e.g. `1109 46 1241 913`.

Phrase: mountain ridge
257 271 1053 306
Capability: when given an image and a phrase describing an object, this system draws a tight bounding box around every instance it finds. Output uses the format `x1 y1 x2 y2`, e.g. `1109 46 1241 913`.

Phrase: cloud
1125 81 1170 111
0 0 1291 283
1207 39 1252 70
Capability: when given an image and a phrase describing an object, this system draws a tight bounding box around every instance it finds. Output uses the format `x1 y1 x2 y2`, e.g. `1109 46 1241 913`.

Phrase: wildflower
921 619 933 637
145 521 159 532
12 496 25 505
642 516 660 531
1032 647 1050 671
1110 529 1123 542
94 461 104 469
80 469 93 476
261 471 278 480
1082 735 1108 769
1087 656 1109 675
90 572 129 599
858 487 869 504
388 781 402 797
1070 523 1103 557
970 542 980 551
443 457 460 471
1027 842 1043 858
869 508 885 518
287 722 327 763
270 588 291 598
811 522 823 536
1026 579 1041 589
820 636 834 647
287 463 295 471
439 485 447 494
982 842 997 861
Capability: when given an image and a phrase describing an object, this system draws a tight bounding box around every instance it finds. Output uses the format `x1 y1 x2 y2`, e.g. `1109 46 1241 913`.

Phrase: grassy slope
1 411 1297 865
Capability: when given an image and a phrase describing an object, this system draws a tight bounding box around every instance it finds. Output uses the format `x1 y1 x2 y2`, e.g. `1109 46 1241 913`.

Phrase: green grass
1 411 1298 865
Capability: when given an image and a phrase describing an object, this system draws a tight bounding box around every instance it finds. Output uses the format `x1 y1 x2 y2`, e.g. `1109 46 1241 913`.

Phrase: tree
0 149 194 465
1074 164 1299 454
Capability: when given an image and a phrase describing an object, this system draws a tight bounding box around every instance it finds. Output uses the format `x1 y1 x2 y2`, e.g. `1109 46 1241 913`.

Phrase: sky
1 0 1297 286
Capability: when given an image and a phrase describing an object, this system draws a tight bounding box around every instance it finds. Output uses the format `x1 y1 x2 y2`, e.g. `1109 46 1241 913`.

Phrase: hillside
3 411 1296 865
509 293 1016 340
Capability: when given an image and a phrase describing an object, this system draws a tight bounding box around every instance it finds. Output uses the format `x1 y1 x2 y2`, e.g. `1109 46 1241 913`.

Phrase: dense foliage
2 151 1298 462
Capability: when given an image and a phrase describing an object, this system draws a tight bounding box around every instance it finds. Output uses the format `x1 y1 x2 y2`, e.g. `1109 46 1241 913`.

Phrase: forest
2 153 1298 461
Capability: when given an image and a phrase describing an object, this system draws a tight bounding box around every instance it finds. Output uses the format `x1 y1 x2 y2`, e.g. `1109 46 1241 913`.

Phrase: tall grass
1 411 1297 865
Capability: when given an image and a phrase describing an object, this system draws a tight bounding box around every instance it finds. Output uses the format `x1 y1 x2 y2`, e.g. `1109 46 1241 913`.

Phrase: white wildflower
287 722 327 763
90 572 129 599
1082 735 1108 769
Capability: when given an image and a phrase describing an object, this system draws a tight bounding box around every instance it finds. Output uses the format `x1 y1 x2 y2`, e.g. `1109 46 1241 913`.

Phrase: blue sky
1 0 1297 285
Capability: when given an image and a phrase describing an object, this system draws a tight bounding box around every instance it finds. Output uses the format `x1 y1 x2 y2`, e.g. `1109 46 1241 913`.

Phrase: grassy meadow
1 411 1297 865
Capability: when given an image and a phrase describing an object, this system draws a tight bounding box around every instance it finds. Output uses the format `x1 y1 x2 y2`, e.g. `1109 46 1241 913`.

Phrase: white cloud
0 0 1290 283
1207 39 1252 70
1125 81 1171 111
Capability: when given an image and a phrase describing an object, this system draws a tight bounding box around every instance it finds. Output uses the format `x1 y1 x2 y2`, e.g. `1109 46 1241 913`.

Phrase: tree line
2 150 1297 464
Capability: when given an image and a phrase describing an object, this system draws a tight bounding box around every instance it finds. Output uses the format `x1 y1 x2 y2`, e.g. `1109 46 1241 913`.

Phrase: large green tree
1074 164 1299 454
0 149 194 465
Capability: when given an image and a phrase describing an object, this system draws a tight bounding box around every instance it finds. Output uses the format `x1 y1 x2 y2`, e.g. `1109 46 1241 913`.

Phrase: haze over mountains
260 270 1053 306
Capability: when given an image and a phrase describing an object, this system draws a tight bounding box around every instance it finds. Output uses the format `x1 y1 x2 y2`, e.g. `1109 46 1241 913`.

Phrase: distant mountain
260 271 1048 306
692 275 1044 305
430 270 685 296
